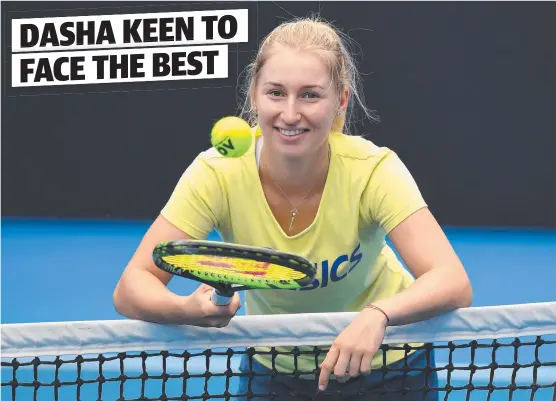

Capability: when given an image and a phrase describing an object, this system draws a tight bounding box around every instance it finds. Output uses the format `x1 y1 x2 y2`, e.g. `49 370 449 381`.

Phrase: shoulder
193 134 257 176
329 132 397 169
329 133 418 194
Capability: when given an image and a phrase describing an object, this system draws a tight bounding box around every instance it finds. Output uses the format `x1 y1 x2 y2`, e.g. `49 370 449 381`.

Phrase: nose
280 99 301 125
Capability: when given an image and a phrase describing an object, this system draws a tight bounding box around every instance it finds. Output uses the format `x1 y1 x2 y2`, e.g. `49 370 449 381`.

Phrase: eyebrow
263 82 326 90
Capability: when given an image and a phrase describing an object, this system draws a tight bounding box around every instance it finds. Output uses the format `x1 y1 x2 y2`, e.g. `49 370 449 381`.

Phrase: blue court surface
2 218 555 400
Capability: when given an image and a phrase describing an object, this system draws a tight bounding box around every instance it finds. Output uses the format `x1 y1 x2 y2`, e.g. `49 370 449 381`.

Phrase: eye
267 89 283 97
302 92 320 99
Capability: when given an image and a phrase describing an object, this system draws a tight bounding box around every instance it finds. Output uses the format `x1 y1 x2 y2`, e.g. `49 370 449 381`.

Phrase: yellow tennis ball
210 116 253 157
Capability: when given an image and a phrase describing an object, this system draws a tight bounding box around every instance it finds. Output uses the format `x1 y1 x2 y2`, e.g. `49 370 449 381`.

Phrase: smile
276 128 308 137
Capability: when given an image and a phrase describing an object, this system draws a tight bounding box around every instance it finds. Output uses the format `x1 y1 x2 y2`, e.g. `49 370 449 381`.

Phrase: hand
185 284 241 328
318 307 388 391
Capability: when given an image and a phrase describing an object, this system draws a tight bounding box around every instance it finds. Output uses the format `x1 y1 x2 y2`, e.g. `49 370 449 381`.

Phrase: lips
275 127 309 142
277 128 307 136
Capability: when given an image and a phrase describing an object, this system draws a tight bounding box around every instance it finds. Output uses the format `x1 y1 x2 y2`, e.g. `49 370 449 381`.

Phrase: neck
259 142 330 195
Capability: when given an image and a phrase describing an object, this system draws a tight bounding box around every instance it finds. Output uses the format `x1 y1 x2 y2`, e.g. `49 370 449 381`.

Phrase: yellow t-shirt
161 131 427 374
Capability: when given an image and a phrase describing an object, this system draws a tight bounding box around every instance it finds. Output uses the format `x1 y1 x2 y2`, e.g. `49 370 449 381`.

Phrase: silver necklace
265 147 331 232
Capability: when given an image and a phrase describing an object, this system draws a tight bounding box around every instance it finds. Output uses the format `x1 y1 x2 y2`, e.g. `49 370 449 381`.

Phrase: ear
338 88 349 113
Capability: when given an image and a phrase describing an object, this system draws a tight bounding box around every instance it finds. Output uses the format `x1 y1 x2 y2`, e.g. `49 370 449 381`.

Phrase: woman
113 16 472 400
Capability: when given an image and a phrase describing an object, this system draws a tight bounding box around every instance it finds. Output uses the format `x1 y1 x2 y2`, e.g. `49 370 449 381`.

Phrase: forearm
372 267 472 327
113 268 196 325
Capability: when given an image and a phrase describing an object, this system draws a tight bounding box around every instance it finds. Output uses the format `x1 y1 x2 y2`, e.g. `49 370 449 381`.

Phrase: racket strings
162 255 308 282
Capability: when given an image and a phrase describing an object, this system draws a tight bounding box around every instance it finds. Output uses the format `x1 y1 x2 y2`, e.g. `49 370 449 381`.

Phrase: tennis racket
152 240 316 306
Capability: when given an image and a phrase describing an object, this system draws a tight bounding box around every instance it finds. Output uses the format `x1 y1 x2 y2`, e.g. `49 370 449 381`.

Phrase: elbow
113 284 123 315
456 274 473 308
113 281 130 318
440 265 472 309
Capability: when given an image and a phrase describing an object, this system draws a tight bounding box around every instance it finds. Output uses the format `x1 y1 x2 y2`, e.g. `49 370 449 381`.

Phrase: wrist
159 293 195 325
177 294 203 325
363 303 390 327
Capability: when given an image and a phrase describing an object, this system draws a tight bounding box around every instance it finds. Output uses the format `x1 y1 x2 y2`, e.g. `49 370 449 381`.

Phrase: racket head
152 240 316 294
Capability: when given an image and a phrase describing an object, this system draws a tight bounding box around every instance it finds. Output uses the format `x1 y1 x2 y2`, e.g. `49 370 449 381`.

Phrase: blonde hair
239 15 378 135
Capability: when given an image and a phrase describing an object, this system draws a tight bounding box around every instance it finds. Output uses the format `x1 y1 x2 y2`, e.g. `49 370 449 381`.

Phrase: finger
206 319 226 328
208 293 239 318
218 297 241 317
229 293 242 314
348 352 363 378
213 319 229 328
333 350 352 383
360 352 374 376
318 347 339 391
198 284 214 293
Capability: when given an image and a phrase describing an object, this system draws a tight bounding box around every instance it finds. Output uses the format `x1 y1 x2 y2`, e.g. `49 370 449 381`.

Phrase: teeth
279 128 305 137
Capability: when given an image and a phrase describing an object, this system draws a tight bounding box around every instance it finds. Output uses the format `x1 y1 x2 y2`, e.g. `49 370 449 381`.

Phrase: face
252 46 347 159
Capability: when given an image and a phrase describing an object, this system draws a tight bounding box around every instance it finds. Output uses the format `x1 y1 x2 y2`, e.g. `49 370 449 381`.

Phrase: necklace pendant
289 208 298 232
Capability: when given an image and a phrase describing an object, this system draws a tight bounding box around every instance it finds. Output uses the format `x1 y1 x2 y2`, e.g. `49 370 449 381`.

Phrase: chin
278 145 310 160
273 136 312 159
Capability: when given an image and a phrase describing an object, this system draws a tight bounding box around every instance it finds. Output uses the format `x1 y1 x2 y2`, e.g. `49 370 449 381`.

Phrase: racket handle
211 289 233 306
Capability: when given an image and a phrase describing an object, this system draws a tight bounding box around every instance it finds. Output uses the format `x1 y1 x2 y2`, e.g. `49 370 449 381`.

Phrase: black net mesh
2 335 556 401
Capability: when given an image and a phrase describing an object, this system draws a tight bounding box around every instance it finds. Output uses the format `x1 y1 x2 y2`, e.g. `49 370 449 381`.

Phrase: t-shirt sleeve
160 155 225 239
361 151 427 234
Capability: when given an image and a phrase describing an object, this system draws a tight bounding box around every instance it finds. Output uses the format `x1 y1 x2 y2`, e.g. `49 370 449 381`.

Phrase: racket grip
211 289 233 306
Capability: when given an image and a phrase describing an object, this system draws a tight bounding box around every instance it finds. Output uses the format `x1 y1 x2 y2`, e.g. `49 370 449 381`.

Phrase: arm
318 152 472 390
113 155 238 326
372 206 472 326
113 215 194 324
317 208 471 390
113 215 240 326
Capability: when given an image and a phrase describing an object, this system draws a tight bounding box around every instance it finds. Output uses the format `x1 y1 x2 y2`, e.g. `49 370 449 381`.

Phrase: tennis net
2 302 556 400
